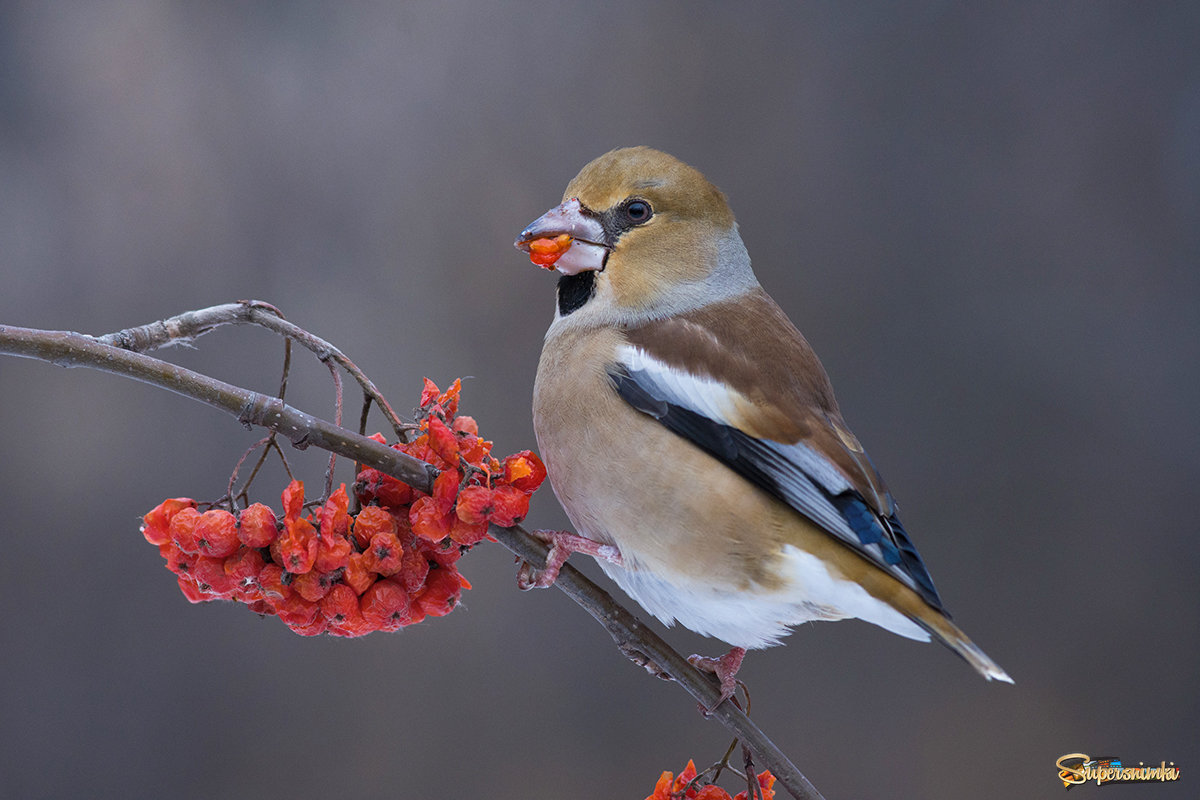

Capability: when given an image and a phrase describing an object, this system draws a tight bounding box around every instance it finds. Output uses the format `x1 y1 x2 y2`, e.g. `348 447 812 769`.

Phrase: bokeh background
1 3 1196 798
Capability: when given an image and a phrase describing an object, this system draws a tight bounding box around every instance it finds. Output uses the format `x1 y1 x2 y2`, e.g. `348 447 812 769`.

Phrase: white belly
599 545 930 650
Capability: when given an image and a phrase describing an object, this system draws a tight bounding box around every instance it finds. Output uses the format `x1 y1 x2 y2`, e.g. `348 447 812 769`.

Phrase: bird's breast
533 324 799 590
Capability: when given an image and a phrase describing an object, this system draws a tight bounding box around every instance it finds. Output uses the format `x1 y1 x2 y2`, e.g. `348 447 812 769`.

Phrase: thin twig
94 301 411 441
0 321 825 800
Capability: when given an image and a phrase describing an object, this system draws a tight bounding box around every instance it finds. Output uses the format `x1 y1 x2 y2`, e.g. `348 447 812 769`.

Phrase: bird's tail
913 611 1013 683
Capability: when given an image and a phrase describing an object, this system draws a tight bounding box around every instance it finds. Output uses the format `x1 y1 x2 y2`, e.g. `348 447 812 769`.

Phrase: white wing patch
617 345 738 426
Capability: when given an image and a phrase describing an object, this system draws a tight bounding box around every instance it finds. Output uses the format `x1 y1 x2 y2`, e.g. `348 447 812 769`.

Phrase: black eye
624 199 652 224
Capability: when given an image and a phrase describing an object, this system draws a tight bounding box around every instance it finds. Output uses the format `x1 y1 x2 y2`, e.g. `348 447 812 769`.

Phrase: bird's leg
687 646 746 710
516 529 624 590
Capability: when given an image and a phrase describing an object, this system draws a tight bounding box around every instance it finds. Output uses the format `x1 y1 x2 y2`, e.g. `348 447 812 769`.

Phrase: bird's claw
687 646 746 713
516 529 623 590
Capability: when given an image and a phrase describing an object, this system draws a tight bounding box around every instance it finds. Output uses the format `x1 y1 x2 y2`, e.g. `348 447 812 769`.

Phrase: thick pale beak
514 198 608 275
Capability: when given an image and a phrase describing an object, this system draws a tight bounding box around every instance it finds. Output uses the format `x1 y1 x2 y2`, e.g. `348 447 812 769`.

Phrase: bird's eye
623 199 652 224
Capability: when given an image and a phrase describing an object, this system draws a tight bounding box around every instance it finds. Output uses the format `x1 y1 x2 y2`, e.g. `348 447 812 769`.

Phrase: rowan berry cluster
646 760 776 800
140 378 547 637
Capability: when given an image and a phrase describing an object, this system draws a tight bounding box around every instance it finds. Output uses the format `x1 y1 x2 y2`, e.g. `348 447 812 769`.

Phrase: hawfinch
515 146 1011 700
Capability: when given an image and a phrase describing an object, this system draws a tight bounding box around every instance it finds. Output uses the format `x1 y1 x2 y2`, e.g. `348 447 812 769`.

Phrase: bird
513 146 1011 703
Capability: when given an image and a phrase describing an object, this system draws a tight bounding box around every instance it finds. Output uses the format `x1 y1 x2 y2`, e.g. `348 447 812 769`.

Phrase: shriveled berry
488 484 530 527
142 498 196 546
427 415 460 465
194 509 240 558
351 504 397 549
160 542 197 577
397 544 430 593
281 479 306 521
455 485 493 525
501 450 547 493
287 615 329 637
415 566 464 618
237 502 279 548
275 593 320 628
293 568 336 603
258 563 291 603
420 536 462 568
224 547 265 599
360 579 413 632
342 552 374 596
168 506 203 554
193 556 236 598
315 532 352 573
321 584 364 636
272 517 319 574
410 495 453 542
177 575 209 604
363 532 404 576
432 468 460 516
448 516 489 547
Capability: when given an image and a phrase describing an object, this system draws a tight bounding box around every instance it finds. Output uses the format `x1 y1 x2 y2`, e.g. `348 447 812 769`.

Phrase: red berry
343 552 374 596
193 556 236 598
275 593 320 628
427 416 460 465
142 498 196 546
419 377 440 408
363 532 404 576
237 502 279 548
168 506 203 554
194 509 240 558
409 495 452 542
360 579 413 631
487 484 530 527
160 542 197 577
448 516 489 547
420 536 462 568
281 479 305 521
315 532 352 573
321 584 365 636
455 485 493 525
398 544 431 594
351 504 398 549
415 566 464 618
272 517 319 574
177 575 209 604
292 568 335 603
432 468 460 516
288 615 329 637
258 563 291 603
501 450 547 493
354 467 414 509
224 547 265 600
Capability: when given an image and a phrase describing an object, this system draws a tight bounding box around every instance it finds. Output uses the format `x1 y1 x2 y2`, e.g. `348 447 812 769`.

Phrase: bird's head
515 147 755 321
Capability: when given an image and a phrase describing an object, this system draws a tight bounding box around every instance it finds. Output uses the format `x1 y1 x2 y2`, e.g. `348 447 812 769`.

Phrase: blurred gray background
1 3 1196 798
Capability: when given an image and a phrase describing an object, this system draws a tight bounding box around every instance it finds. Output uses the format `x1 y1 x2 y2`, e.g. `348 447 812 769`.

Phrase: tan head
516 147 757 323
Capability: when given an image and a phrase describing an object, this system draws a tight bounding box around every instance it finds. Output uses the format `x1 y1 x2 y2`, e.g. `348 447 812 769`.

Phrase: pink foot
687 646 746 710
516 529 623 590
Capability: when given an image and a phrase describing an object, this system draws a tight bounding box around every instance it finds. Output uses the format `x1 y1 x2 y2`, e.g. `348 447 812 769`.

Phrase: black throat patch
556 271 596 316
